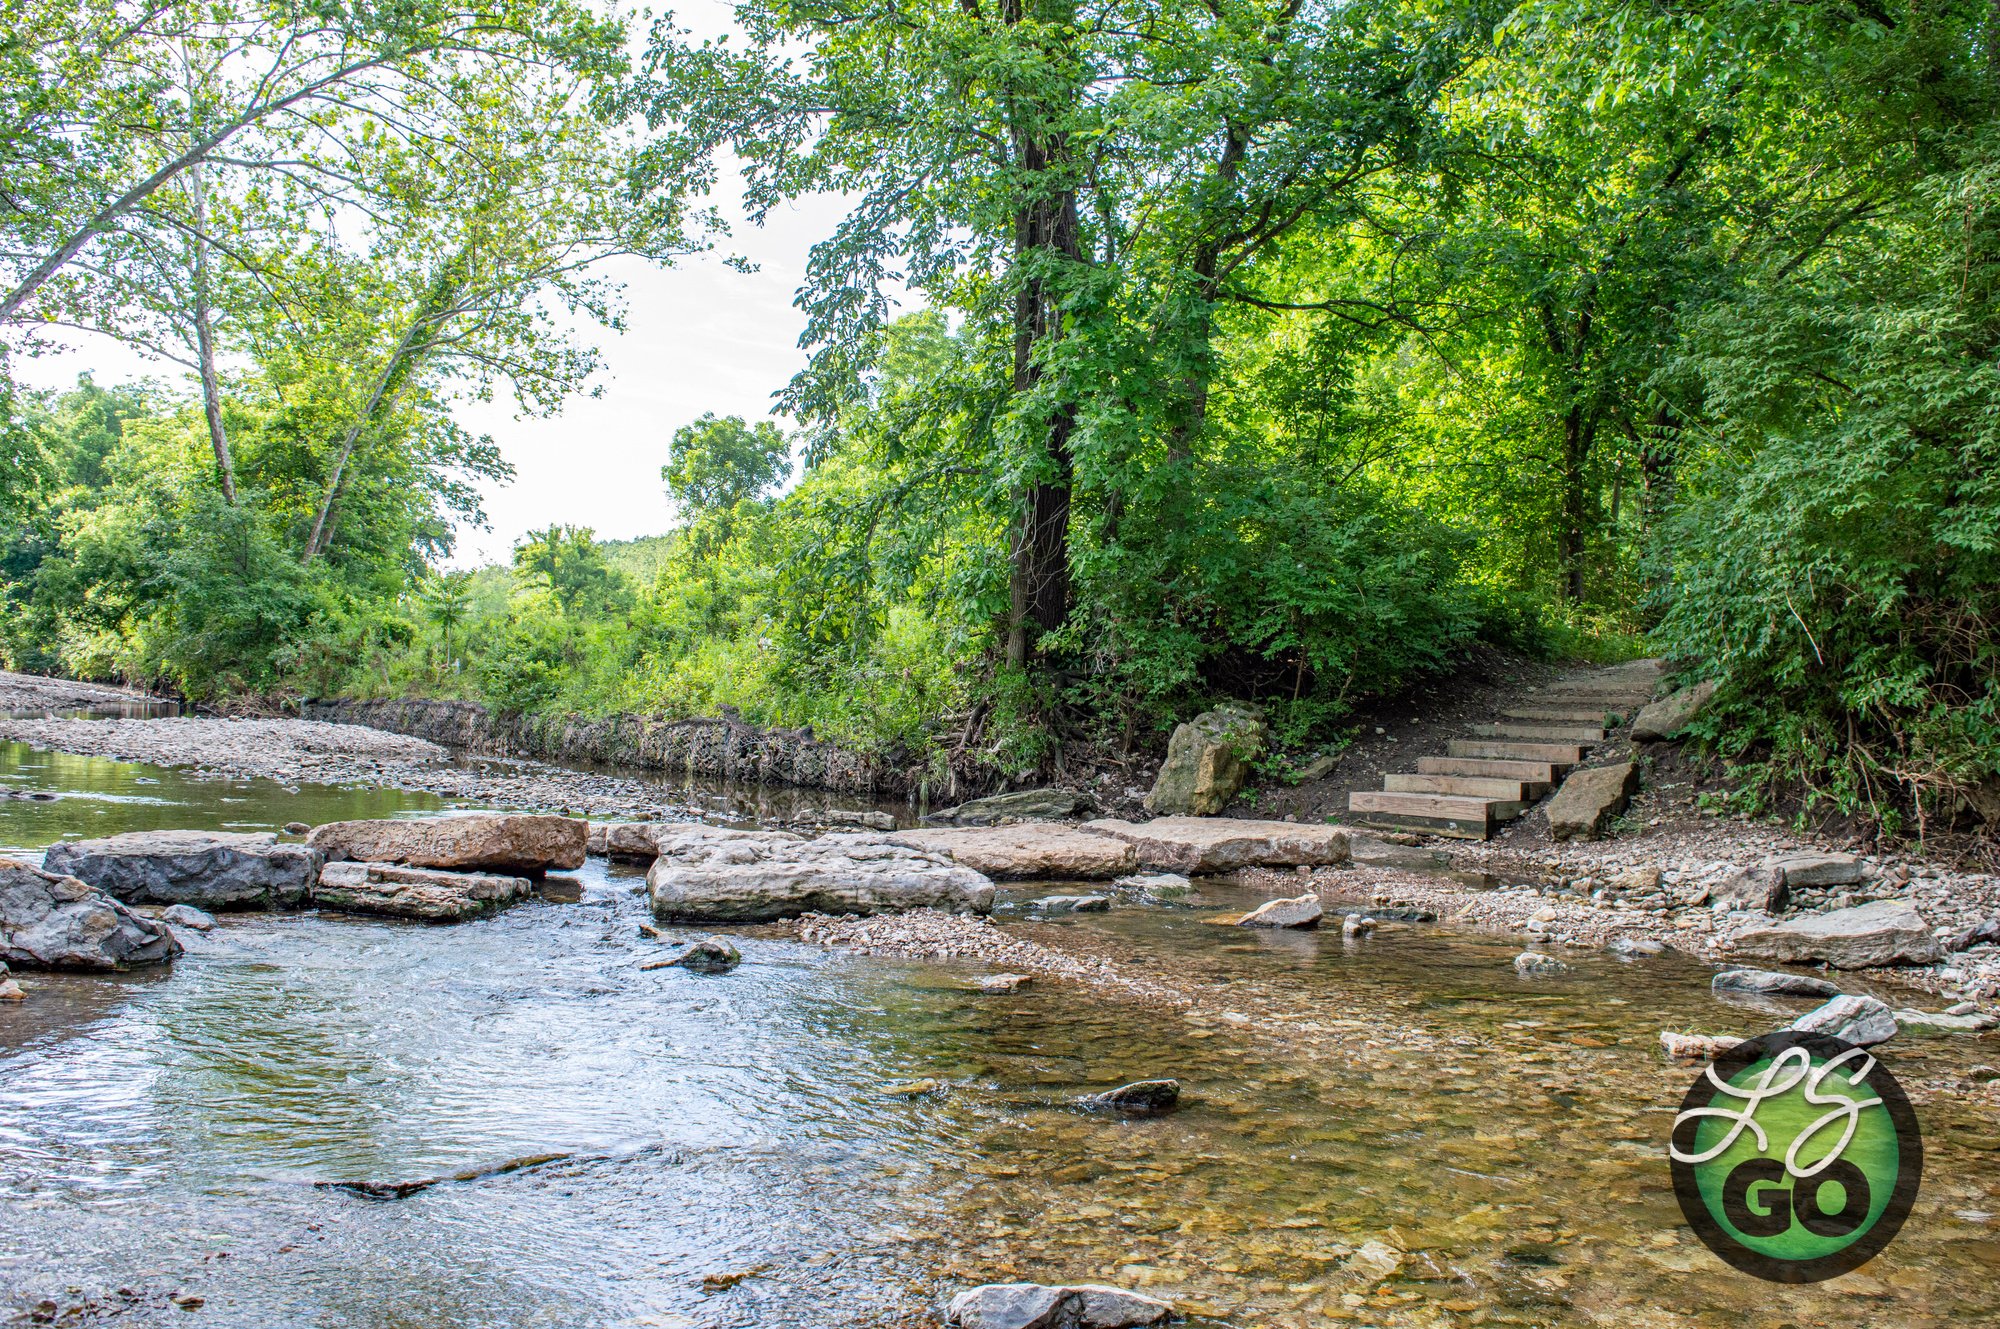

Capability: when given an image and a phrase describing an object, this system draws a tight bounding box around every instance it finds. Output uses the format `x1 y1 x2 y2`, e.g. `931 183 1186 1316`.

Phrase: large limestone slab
1080 817 1350 874
1729 899 1941 969
600 821 798 862
0 857 180 970
1631 680 1718 742
1544 762 1637 841
885 825 1135 880
648 832 994 922
42 830 321 910
308 814 586 875
1145 704 1266 816
314 862 532 923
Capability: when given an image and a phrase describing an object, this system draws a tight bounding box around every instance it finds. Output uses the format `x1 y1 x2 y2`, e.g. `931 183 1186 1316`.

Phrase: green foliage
512 524 626 618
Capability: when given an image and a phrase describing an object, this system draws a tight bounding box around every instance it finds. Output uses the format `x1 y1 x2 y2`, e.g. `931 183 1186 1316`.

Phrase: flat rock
1729 899 1942 969
1544 762 1637 841
928 788 1092 825
1238 893 1322 929
0 857 180 970
1032 894 1111 913
602 821 800 862
887 825 1135 880
313 862 532 922
1712 968 1840 998
1790 994 1899 1046
648 832 994 923
42 830 321 910
1080 817 1349 874
1079 1079 1180 1116
1145 703 1266 816
1894 1007 1999 1033
308 814 586 875
1631 680 1717 741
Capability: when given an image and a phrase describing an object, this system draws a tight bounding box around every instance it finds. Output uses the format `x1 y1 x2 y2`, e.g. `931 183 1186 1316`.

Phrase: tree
418 569 474 664
664 413 791 514
512 524 619 617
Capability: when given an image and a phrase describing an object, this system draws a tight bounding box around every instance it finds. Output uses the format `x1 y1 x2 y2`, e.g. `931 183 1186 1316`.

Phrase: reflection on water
2 741 1999 1326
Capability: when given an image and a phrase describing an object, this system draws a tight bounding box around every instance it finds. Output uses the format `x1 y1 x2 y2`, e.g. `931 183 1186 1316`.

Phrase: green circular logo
1670 1030 1922 1282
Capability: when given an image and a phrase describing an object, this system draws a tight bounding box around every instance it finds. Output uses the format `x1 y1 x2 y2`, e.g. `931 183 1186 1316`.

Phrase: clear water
4 739 2000 1327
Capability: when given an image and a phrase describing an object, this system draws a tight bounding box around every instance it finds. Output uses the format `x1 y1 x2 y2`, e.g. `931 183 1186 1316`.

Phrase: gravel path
0 671 165 713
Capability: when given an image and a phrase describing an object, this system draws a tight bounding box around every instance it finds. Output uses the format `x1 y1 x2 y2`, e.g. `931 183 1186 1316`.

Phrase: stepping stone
1418 756 1562 782
1077 818 1349 873
1384 773 1546 800
1346 792 1524 840
1447 739 1586 765
885 825 1136 880
1544 761 1637 840
1471 722 1606 743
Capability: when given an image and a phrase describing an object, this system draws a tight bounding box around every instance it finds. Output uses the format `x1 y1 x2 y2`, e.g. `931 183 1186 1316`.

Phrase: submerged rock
42 830 320 910
639 937 741 972
929 788 1093 825
313 861 532 922
308 814 586 876
1661 1032 1745 1061
0 857 179 970
161 903 217 932
648 832 994 923
1790 994 1899 1046
1728 899 1941 969
1894 1007 1999 1033
978 973 1033 993
1080 816 1349 874
1711 968 1840 999
1514 951 1568 976
1032 893 1111 913
1609 937 1665 956
1145 703 1266 816
1238 893 1323 929
1079 1079 1180 1116
943 1282 1173 1329
888 825 1135 880
0 977 23 1000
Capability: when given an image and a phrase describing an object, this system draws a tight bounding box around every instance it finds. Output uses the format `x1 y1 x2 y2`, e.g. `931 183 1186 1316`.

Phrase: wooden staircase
1345 660 1664 839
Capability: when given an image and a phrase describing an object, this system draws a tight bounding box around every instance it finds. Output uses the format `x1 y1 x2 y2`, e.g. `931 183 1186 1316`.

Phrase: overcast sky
12 0 865 569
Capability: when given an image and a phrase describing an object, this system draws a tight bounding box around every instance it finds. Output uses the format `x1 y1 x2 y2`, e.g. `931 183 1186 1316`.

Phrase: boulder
1660 1032 1745 1061
1145 703 1266 816
308 814 586 875
1238 893 1323 929
312 861 532 922
1728 899 1941 969
1080 817 1349 874
1712 968 1840 999
1341 914 1374 939
161 903 217 932
943 1283 1172 1329
1544 763 1637 841
886 825 1135 880
1630 680 1718 742
639 937 741 972
648 832 994 923
928 788 1092 825
41 830 321 910
1080 1079 1180 1116
0 858 180 970
0 977 23 1000
1790 994 1898 1046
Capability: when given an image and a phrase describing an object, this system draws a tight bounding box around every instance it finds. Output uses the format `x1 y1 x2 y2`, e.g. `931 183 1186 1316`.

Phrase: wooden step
1385 773 1547 800
1500 706 1628 725
1448 738 1586 764
1347 791 1503 839
1472 721 1605 743
1535 684 1657 701
1418 756 1561 781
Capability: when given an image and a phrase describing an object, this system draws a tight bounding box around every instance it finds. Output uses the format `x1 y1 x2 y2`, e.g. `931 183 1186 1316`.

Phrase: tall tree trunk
1559 404 1597 603
1001 0 1084 667
188 165 236 504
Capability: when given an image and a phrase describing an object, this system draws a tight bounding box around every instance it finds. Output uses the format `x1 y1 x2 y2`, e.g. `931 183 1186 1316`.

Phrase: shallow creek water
4 740 2000 1327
